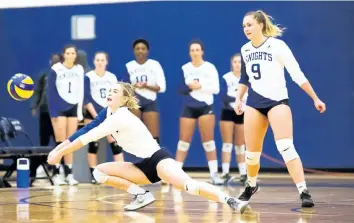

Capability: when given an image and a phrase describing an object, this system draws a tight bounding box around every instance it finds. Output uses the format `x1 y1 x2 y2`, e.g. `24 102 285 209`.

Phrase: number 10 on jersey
251 64 261 80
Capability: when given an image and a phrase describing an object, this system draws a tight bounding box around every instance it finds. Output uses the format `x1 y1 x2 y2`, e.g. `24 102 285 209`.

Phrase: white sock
248 176 257 187
176 161 184 168
296 181 307 194
222 163 230 175
238 162 246 175
217 190 231 204
127 184 146 195
208 160 218 176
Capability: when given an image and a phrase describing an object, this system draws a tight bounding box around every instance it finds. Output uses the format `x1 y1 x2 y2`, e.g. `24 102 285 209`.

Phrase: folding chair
0 117 53 187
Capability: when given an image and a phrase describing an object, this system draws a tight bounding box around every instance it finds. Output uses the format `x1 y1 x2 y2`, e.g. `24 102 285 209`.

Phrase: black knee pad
88 142 99 154
110 142 123 155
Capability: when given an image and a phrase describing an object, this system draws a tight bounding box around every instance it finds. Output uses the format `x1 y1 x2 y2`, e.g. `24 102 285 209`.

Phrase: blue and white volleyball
7 74 34 101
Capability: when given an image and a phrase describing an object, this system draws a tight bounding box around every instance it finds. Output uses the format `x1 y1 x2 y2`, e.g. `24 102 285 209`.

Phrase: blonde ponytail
119 82 140 110
247 10 285 37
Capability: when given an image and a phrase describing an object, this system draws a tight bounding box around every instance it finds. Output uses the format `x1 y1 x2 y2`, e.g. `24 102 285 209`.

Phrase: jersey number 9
251 64 261 80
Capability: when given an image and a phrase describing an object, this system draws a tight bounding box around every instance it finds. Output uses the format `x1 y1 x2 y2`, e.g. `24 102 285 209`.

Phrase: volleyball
7 74 34 101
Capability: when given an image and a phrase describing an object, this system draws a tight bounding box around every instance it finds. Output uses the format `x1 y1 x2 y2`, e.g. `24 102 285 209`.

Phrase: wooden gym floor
0 173 354 223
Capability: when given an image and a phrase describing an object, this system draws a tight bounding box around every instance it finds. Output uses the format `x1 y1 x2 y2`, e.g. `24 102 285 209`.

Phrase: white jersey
125 59 166 101
182 61 220 105
86 71 117 108
78 107 160 158
222 72 248 109
52 63 84 104
51 62 84 119
240 37 308 108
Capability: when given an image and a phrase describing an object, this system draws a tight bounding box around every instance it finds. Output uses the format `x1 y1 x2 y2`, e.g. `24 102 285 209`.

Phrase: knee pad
177 141 190 152
88 142 99 154
222 143 233 153
110 142 123 155
184 180 200 195
245 151 261 165
235 145 246 155
93 168 108 184
203 141 216 152
276 138 299 163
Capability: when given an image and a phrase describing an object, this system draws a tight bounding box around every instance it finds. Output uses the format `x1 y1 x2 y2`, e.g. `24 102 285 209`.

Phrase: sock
296 181 307 194
153 137 160 145
247 175 257 187
238 162 246 175
217 190 231 204
208 160 218 177
222 163 230 175
176 161 183 168
127 184 146 195
54 164 60 175
64 164 72 176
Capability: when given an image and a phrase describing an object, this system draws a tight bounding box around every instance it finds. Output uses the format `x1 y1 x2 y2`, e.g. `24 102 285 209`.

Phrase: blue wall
1 2 354 168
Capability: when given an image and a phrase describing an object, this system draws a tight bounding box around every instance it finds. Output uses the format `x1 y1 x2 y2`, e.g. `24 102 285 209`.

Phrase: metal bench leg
41 163 54 185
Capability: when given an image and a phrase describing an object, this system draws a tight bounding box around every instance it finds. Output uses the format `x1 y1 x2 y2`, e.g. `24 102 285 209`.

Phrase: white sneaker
36 166 46 178
211 173 224 185
53 174 67 186
124 191 155 211
66 174 79 186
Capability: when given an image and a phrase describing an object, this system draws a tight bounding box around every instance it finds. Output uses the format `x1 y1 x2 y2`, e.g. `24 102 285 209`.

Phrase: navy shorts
181 105 213 119
134 149 172 183
220 109 244 124
251 99 290 117
139 101 158 113
51 104 78 118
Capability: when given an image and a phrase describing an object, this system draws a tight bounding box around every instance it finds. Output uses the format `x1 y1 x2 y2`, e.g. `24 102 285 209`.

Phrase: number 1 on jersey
251 64 261 80
68 82 71 93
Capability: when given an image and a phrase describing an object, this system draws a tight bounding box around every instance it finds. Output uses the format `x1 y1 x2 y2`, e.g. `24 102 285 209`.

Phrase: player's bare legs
243 106 268 186
51 117 69 185
220 120 234 182
65 117 79 185
142 111 160 144
235 106 268 213
234 123 247 184
95 161 155 211
157 159 241 211
268 105 314 207
175 118 197 167
199 114 223 185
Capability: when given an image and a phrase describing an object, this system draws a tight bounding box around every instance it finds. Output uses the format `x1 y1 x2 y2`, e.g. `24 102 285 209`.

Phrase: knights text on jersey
239 37 308 108
221 72 248 110
69 107 160 158
85 71 117 109
125 59 166 101
181 61 220 107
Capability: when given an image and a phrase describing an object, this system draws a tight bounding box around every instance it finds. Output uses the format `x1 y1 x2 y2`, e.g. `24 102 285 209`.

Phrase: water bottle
17 158 30 188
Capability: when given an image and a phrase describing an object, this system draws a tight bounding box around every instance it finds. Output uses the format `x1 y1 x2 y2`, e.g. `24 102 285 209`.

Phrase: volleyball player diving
47 82 244 212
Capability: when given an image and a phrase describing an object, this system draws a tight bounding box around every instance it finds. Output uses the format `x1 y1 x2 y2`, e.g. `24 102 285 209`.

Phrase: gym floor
1 173 353 223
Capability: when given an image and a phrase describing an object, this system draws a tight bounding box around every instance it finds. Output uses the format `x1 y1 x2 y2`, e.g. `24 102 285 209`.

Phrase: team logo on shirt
245 52 272 63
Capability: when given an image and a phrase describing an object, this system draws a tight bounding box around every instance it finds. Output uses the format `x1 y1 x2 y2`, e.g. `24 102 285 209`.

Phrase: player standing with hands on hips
234 10 326 212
